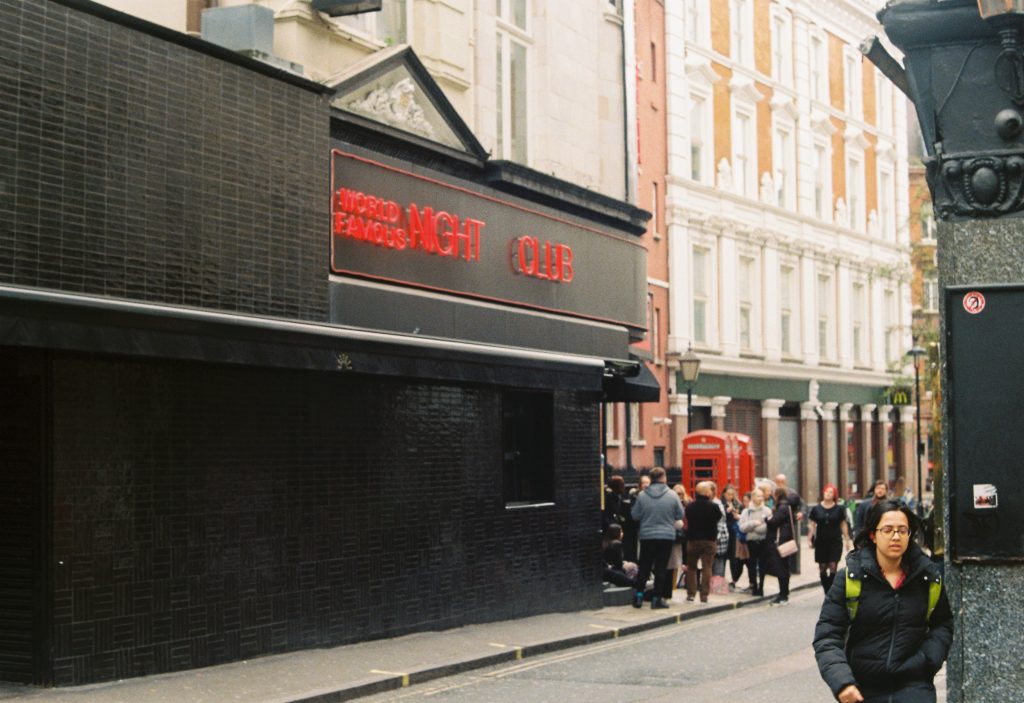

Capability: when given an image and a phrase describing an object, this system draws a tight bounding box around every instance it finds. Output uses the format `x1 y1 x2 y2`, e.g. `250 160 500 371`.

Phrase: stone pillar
710 396 731 431
821 401 839 489
941 213 1024 701
877 404 894 487
799 402 820 503
899 404 917 500
859 403 876 493
838 403 854 497
761 399 785 477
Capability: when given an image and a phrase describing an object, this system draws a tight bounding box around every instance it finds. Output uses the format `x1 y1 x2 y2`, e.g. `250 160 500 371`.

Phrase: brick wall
0 0 329 321
50 355 602 684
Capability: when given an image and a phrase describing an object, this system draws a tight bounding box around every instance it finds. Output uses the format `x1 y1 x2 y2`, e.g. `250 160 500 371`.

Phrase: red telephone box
681 430 755 497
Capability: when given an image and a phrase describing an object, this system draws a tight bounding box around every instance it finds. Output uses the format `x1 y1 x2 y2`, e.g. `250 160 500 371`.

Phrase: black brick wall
50 355 602 685
0 0 329 320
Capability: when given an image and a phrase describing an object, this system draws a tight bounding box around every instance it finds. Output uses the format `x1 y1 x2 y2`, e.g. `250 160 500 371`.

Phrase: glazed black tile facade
48 355 601 684
0 0 329 321
1 0 620 687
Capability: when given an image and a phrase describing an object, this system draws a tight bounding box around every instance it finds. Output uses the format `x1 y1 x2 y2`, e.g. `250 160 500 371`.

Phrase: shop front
0 1 650 687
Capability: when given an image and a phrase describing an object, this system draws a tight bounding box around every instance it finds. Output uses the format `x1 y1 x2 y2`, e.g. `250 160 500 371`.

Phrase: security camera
814 405 824 418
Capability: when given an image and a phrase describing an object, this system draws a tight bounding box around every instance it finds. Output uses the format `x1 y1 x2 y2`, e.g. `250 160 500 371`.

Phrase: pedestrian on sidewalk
739 487 771 596
666 484 690 596
764 486 796 605
721 484 744 589
854 480 889 535
630 467 684 610
683 480 720 603
775 473 805 575
809 483 852 593
813 500 953 703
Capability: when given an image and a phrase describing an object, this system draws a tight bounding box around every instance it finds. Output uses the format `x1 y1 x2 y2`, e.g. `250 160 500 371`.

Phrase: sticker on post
973 484 998 509
962 291 986 315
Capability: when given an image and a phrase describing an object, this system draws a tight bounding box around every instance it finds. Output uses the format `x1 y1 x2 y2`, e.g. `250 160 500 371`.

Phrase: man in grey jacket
631 467 685 609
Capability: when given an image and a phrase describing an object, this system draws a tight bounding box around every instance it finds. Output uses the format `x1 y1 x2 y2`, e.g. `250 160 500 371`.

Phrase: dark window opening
502 391 554 506
653 446 665 467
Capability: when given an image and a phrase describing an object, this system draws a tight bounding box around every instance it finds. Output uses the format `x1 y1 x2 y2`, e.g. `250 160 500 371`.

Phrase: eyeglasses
876 526 910 537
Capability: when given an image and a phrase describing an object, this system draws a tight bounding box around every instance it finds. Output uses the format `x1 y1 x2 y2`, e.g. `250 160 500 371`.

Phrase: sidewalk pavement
0 540 826 703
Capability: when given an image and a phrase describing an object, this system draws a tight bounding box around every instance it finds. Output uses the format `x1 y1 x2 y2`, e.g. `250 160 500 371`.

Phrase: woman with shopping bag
764 486 797 605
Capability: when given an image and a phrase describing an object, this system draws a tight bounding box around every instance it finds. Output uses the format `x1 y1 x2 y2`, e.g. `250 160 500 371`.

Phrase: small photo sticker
973 484 998 509
963 291 986 315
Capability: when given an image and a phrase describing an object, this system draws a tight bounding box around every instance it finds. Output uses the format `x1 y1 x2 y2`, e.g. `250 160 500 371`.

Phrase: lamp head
978 0 1024 21
680 345 701 384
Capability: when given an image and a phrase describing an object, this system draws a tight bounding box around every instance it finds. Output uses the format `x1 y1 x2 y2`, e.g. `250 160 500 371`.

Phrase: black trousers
634 538 674 597
746 540 767 593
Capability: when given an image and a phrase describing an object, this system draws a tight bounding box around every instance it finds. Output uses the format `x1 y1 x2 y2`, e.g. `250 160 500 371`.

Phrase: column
761 398 785 477
822 401 839 490
762 243 782 362
838 402 854 497
800 401 820 503
711 396 731 431
666 209 692 356
899 404 917 498
801 249 819 366
836 262 853 369
719 233 739 357
859 403 876 492
877 403 894 487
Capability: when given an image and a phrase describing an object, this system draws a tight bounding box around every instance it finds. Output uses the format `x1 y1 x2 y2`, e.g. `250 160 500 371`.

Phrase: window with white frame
733 107 756 197
496 0 530 163
884 288 897 366
814 140 831 220
921 203 937 243
847 152 865 231
818 273 833 360
731 0 753 67
771 9 792 86
809 31 827 103
852 281 866 365
844 50 862 119
739 255 757 350
337 0 408 44
875 69 892 133
923 272 939 313
605 402 619 444
693 247 710 344
684 0 708 46
690 92 711 183
780 264 794 355
631 402 642 441
773 120 796 209
878 167 895 241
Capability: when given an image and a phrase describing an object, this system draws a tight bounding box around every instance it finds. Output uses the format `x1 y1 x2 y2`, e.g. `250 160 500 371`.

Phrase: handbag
716 519 729 556
775 504 798 558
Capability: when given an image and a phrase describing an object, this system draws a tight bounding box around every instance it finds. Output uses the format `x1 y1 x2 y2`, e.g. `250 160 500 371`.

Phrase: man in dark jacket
630 468 684 609
813 535 953 702
775 473 806 574
854 480 889 535
683 481 722 603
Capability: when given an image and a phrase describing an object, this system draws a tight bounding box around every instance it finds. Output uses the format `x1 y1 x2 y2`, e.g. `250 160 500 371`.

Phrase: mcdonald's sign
887 386 912 406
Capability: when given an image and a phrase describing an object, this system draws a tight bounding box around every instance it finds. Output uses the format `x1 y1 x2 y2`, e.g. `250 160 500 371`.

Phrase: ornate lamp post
907 344 927 512
680 345 701 432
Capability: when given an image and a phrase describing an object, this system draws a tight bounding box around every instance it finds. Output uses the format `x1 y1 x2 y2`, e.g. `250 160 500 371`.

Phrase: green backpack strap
845 570 862 621
926 575 942 622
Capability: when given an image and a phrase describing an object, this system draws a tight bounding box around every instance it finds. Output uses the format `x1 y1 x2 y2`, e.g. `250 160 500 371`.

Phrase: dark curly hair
854 499 920 549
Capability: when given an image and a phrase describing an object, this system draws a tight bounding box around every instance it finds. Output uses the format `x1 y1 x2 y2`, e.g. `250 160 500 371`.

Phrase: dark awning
0 285 607 392
603 361 660 402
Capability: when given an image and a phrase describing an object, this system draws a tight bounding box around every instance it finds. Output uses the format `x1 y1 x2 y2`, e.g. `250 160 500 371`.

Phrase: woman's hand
838 684 864 703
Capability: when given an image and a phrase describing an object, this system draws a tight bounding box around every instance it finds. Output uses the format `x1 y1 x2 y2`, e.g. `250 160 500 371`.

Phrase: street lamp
680 345 701 432
978 1 1024 106
907 344 927 512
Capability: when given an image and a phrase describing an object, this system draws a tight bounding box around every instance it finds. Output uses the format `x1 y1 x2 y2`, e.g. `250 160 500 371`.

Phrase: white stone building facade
663 0 915 501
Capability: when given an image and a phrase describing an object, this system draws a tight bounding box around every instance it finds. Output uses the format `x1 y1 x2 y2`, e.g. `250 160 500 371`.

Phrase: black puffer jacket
813 543 953 702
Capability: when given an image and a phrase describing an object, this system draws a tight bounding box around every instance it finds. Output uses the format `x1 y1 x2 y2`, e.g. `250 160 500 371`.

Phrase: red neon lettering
511 236 574 283
407 204 437 253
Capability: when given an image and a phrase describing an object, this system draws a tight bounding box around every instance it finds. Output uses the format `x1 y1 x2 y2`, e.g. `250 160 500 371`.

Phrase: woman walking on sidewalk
764 486 795 605
813 500 953 703
808 483 851 593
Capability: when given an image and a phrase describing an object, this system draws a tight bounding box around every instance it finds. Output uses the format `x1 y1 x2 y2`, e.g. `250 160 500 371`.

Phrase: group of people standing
602 470 813 608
